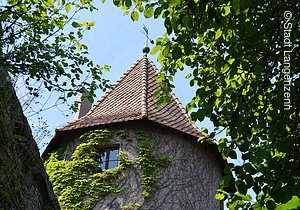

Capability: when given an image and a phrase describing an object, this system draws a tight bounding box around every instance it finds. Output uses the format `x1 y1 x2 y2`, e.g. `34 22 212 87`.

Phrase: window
97 147 119 170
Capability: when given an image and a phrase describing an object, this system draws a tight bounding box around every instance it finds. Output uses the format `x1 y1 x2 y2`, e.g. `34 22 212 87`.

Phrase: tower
43 55 223 210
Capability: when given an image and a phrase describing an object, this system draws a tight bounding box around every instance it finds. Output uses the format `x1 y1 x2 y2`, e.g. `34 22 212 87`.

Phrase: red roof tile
57 57 204 138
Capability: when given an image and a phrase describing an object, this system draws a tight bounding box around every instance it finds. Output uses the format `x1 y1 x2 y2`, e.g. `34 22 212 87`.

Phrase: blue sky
31 1 216 152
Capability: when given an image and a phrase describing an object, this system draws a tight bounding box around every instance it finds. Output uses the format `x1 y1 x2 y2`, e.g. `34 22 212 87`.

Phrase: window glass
109 160 118 169
110 149 119 161
97 147 119 170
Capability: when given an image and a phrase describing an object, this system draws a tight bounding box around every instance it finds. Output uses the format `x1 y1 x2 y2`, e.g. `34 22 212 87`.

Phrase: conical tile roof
57 57 203 138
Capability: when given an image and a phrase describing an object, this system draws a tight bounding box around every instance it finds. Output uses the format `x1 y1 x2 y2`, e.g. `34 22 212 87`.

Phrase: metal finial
143 25 149 47
142 47 150 56
141 25 153 56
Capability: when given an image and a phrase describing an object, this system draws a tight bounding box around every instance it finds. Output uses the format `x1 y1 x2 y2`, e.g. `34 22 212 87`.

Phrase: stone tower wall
63 121 222 210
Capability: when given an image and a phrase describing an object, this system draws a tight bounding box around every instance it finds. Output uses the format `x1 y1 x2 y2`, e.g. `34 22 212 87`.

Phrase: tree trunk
0 71 60 209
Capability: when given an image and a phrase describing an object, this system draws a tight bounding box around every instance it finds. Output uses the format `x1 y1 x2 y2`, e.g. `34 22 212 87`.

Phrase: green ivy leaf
223 6 231 16
266 200 276 210
237 193 252 201
162 45 170 56
182 14 191 27
235 180 247 195
125 0 132 8
228 150 237 159
272 185 294 203
144 6 154 18
201 127 208 134
169 0 181 6
215 193 225 200
215 28 222 40
154 7 163 18
172 46 182 59
222 175 235 188
244 163 256 175
157 51 165 62
215 88 222 97
164 18 172 35
71 21 82 28
136 5 144 12
113 0 121 6
130 11 139 21
151 45 161 55
153 91 160 99
275 196 300 210
224 163 234 174
65 4 71 12
252 202 266 210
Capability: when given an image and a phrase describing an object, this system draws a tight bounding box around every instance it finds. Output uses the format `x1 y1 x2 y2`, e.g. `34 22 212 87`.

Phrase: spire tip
142 47 150 57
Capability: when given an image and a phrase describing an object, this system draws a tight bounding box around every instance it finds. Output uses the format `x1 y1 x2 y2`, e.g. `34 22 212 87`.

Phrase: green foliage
121 202 142 210
54 143 68 160
44 129 133 209
137 132 170 198
130 11 139 21
111 0 300 209
118 150 133 168
121 203 133 210
0 87 23 208
45 130 169 208
1 0 110 108
117 130 132 141
275 196 300 210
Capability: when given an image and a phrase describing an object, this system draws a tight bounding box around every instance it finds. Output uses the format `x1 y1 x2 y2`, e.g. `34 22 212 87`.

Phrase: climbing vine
44 129 170 209
117 130 132 141
44 129 132 209
137 132 170 198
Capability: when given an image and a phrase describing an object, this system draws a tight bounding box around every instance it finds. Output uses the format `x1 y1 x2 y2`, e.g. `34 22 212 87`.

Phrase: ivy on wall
137 132 170 198
44 129 132 209
44 129 170 209
116 130 132 141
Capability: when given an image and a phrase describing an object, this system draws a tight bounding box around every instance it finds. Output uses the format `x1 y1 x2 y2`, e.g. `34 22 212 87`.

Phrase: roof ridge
141 57 148 118
170 92 202 133
148 60 203 136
